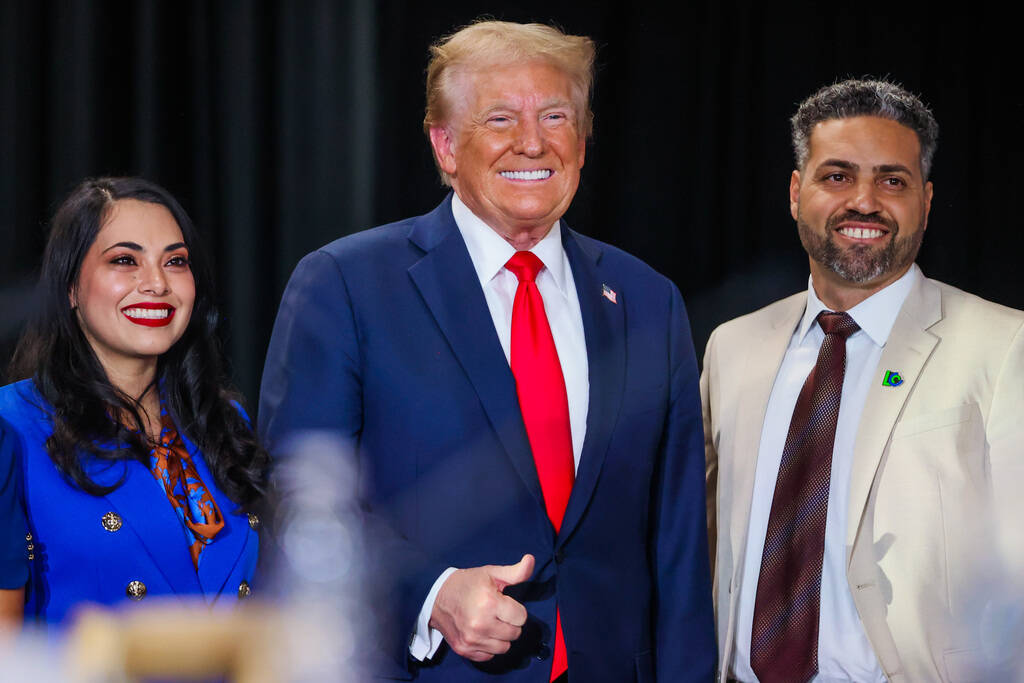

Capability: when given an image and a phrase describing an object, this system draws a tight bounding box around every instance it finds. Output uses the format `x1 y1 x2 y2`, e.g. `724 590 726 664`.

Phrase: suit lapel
87 453 201 596
556 228 625 544
406 197 546 514
180 430 251 602
846 277 941 550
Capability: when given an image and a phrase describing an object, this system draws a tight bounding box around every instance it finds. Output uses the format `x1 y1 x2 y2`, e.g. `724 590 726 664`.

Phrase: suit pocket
892 403 977 439
634 649 654 683
943 648 988 682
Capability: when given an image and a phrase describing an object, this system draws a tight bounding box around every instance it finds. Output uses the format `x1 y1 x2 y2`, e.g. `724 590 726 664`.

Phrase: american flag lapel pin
601 284 617 304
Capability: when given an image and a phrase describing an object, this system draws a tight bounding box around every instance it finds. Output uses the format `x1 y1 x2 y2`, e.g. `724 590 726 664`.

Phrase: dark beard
797 210 923 284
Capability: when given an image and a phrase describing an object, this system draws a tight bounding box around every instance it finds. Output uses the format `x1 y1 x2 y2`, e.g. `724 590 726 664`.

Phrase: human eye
880 176 907 188
822 172 848 183
542 109 572 126
109 254 136 266
165 254 191 268
486 113 514 128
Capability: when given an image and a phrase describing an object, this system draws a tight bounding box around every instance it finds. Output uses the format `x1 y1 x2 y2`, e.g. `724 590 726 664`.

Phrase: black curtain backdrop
0 2 1014 410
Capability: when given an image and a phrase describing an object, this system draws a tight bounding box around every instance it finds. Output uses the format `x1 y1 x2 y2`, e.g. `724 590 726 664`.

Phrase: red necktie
506 251 574 682
750 311 859 683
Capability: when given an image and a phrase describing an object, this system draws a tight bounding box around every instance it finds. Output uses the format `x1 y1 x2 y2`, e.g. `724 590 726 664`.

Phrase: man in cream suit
703 79 1024 682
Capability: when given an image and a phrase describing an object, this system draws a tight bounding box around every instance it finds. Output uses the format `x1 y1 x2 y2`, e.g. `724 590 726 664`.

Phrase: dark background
0 2 1014 408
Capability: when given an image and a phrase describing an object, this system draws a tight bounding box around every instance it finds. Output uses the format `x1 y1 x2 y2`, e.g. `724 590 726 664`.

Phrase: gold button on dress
101 511 123 532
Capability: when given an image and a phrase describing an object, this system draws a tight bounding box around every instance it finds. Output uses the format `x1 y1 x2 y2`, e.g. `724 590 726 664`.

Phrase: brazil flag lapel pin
882 370 904 387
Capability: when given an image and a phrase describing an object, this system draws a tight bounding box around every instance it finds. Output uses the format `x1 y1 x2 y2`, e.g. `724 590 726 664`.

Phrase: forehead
455 60 576 111
95 199 183 245
806 116 922 172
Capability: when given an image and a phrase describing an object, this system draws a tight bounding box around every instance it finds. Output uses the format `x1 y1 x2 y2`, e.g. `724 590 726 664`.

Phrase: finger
464 649 497 662
484 616 523 642
489 553 535 589
461 610 521 643
495 594 528 627
465 636 515 657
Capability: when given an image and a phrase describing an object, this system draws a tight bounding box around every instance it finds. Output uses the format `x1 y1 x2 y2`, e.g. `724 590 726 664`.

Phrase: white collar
798 263 921 347
451 193 569 298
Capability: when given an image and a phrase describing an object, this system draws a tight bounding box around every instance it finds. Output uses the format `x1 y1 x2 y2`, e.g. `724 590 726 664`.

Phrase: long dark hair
8 177 268 506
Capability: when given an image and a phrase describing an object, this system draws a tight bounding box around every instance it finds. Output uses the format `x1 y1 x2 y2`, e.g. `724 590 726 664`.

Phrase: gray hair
791 78 939 179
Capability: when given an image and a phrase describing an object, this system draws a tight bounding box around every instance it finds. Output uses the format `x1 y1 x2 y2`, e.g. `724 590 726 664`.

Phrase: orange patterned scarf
148 412 224 569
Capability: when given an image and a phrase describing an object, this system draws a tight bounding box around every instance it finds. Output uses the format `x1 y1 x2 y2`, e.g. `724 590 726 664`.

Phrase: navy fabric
0 412 28 589
259 195 716 682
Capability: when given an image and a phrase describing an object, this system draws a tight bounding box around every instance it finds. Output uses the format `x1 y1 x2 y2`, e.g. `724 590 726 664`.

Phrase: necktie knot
818 311 859 340
505 250 544 283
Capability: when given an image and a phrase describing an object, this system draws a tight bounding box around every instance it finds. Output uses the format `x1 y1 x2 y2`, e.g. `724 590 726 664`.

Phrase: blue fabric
0 380 258 629
259 195 716 682
0 413 28 589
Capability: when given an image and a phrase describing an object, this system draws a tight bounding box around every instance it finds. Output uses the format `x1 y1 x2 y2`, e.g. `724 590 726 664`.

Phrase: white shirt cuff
409 567 458 661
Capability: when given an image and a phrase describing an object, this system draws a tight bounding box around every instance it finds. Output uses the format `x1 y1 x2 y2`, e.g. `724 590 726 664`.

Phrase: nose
138 263 169 296
513 118 545 157
846 178 882 215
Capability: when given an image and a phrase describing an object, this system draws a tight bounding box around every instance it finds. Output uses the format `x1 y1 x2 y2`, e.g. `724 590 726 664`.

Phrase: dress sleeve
0 421 29 588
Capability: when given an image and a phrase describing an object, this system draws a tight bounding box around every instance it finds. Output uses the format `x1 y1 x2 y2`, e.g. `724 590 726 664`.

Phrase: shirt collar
798 263 921 347
451 193 569 297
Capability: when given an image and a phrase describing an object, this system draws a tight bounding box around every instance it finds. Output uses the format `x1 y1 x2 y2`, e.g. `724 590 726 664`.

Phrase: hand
429 553 534 662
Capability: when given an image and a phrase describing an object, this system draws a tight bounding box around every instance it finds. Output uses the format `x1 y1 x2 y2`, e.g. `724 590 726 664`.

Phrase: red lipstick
121 302 176 327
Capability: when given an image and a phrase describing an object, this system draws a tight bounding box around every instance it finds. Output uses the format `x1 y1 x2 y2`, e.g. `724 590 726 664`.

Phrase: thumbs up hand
430 554 535 662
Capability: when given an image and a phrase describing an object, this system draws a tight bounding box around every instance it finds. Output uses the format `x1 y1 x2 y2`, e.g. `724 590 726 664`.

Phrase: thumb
489 553 535 590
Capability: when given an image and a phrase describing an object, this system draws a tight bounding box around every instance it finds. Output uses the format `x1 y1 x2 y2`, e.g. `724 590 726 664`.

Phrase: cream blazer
702 274 1024 682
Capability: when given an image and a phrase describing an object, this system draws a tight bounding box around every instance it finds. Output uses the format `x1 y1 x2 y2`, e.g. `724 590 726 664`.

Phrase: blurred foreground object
45 432 371 682
66 602 277 682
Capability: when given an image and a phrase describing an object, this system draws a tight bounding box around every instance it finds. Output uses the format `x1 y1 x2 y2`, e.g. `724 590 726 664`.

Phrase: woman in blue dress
0 177 268 628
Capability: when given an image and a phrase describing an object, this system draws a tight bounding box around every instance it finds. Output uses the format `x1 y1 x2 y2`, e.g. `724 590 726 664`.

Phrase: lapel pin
601 284 617 304
882 370 904 387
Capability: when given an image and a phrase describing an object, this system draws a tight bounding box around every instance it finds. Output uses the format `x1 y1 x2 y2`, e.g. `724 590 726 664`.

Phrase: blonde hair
423 20 596 184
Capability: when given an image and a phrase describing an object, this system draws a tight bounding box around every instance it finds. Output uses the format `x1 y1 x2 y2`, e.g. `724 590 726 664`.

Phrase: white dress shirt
729 265 920 682
409 194 589 660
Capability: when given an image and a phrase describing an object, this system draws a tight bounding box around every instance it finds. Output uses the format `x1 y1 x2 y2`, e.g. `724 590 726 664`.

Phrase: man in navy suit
259 20 714 682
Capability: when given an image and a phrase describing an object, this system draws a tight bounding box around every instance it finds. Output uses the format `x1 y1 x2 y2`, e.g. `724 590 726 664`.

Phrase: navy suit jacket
0 380 259 628
259 195 715 681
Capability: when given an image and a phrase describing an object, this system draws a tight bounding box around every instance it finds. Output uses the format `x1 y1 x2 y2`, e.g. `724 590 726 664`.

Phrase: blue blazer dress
0 379 259 628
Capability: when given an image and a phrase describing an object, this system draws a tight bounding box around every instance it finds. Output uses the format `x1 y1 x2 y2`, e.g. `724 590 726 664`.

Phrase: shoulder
0 380 51 428
314 217 419 263
304 199 452 271
708 291 806 347
568 229 675 291
0 380 53 469
927 278 1024 336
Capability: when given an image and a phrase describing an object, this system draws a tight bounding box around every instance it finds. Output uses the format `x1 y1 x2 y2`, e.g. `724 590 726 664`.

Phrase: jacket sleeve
0 418 29 590
653 284 717 681
258 249 447 680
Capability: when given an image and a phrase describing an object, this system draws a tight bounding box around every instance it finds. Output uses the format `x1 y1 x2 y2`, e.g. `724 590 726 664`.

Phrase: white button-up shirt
410 194 589 660
729 265 919 682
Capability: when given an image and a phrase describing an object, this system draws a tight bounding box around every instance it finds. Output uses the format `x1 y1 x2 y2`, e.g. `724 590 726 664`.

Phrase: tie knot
817 310 860 339
505 250 544 283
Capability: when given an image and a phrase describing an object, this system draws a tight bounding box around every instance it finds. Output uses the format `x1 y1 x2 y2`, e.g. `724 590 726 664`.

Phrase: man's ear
428 126 458 177
789 170 802 221
922 180 933 232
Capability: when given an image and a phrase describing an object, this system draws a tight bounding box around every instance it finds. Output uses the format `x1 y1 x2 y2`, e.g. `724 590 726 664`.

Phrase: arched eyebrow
101 241 187 254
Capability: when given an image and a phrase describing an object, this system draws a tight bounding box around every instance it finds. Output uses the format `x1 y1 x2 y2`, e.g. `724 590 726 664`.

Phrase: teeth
123 308 171 319
500 169 551 180
839 227 885 239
